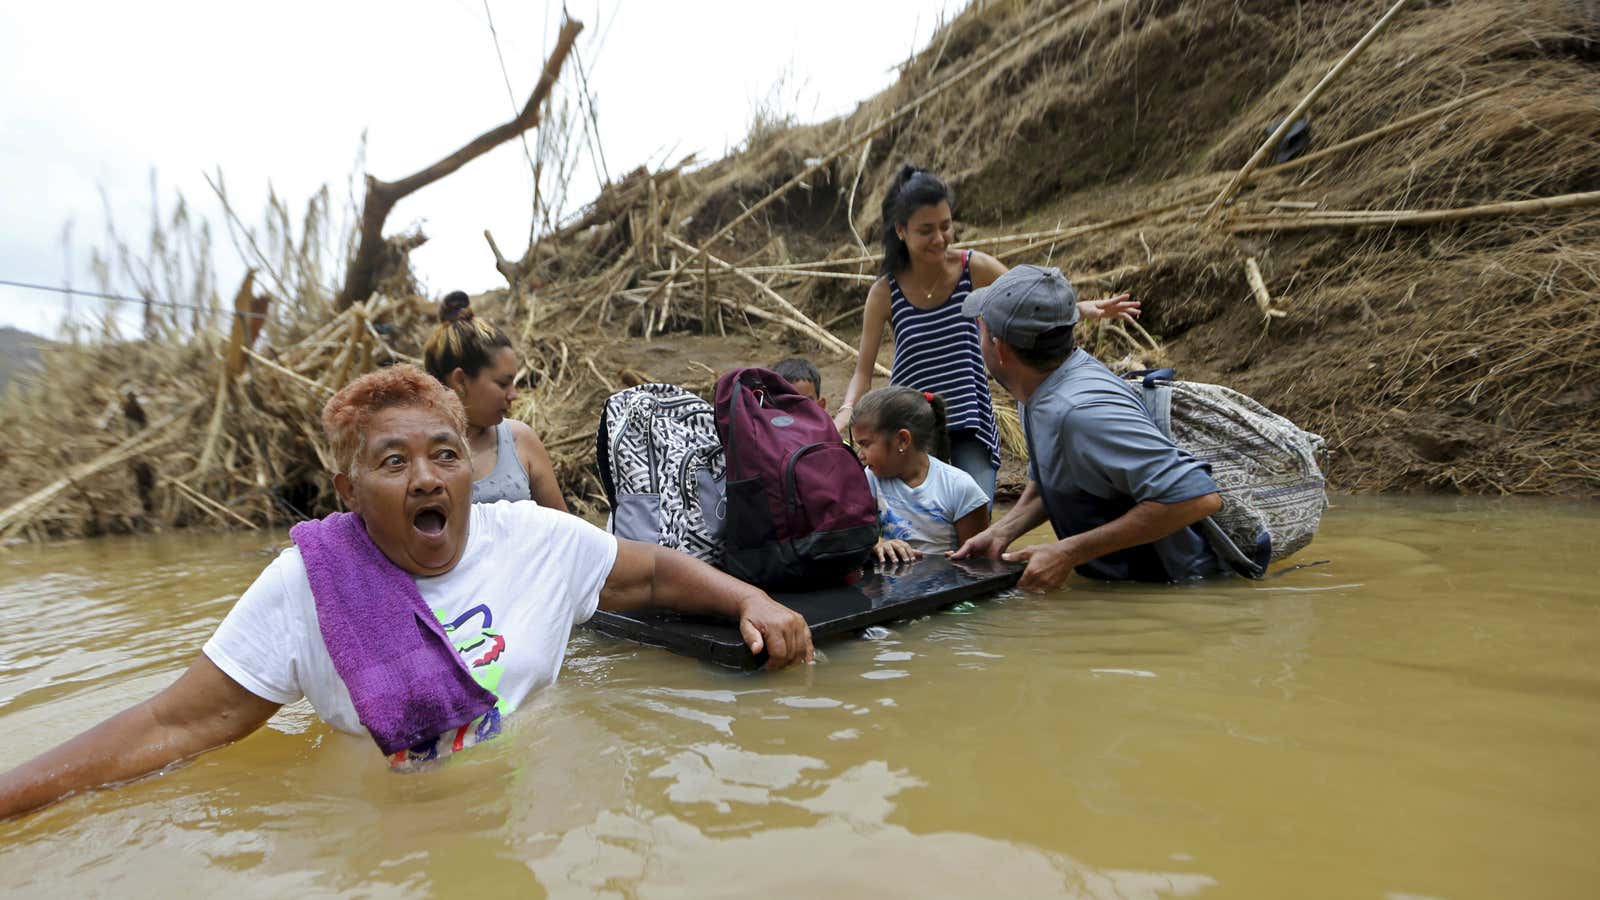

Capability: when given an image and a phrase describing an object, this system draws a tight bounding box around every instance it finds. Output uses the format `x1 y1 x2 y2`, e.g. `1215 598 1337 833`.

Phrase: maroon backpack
714 367 878 588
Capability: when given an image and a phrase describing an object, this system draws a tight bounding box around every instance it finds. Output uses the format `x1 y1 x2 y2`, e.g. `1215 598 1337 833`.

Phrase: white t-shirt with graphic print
865 456 990 554
203 500 618 765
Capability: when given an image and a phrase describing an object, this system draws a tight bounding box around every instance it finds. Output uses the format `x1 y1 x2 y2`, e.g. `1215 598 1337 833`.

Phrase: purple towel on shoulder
290 511 498 755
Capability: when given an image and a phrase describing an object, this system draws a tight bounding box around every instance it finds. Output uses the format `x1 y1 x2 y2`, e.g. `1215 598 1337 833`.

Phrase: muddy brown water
0 496 1595 898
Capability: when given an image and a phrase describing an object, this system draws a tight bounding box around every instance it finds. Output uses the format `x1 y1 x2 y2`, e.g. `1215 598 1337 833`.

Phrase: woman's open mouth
412 505 448 537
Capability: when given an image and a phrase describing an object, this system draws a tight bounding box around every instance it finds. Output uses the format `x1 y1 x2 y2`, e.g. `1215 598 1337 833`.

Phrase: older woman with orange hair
424 291 567 510
0 365 812 819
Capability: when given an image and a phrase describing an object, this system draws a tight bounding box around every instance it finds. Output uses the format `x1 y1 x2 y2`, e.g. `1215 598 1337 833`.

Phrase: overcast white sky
0 0 961 336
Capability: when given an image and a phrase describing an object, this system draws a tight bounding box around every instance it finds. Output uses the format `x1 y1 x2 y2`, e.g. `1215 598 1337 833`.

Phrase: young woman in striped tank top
832 166 1141 499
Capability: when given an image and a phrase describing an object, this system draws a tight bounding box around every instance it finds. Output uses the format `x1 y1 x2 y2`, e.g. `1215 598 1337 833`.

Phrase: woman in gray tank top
423 292 568 510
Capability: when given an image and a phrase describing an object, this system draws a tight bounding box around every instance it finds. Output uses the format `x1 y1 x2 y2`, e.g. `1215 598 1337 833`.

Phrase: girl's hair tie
923 391 935 402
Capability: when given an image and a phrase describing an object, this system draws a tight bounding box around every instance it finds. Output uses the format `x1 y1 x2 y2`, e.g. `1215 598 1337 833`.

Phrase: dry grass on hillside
2 0 1596 541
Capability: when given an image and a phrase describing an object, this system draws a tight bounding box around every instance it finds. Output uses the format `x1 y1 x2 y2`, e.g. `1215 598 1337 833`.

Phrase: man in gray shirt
952 265 1228 589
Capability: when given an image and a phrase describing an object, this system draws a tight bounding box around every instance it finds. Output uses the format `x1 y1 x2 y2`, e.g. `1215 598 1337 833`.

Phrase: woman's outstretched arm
0 655 281 820
833 279 893 434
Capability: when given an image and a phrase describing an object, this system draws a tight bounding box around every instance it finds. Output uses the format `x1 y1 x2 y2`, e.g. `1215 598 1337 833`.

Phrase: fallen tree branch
335 17 583 309
1203 0 1413 222
1227 190 1600 231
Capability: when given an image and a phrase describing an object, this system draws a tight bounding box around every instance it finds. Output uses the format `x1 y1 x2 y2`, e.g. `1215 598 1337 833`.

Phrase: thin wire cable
0 278 270 320
481 0 544 241
572 44 610 186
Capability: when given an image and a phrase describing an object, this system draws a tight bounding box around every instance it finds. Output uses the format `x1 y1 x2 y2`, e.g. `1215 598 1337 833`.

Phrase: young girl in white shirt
850 386 991 564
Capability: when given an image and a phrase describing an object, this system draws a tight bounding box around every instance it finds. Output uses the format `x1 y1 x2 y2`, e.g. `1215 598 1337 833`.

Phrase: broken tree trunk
334 17 583 310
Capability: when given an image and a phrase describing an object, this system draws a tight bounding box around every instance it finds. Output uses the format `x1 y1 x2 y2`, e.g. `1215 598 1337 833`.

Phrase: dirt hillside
671 0 1600 496
2 0 1596 540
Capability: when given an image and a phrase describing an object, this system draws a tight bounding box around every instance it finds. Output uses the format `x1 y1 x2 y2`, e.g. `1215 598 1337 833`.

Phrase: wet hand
949 527 1010 561
1079 293 1141 324
736 593 815 669
1003 542 1078 592
874 538 922 565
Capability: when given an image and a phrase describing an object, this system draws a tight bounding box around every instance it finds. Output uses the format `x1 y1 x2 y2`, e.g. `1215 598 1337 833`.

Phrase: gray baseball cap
960 264 1079 348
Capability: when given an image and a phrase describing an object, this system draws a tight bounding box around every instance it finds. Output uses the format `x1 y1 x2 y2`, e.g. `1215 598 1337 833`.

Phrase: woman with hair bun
423 291 568 510
832 165 1140 499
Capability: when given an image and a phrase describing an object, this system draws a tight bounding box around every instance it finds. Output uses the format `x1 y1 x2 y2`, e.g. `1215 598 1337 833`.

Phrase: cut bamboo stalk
1227 190 1600 232
243 347 334 398
664 234 891 376
1257 84 1507 180
585 357 618 394
1203 0 1413 222
1072 262 1149 287
163 477 259 530
700 253 714 335
821 305 866 330
996 198 1200 261
750 190 1205 273
847 138 873 255
654 266 879 282
641 0 1114 305
1244 258 1287 319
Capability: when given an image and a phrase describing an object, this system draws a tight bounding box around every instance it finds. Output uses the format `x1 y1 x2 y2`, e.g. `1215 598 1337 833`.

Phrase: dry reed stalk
1203 0 1414 221
1072 263 1148 287
163 476 259 530
700 254 715 335
243 347 334 398
847 138 873 255
659 266 878 282
750 192 1204 274
584 356 617 394
1228 190 1600 231
640 0 1116 306
821 305 866 330
663 234 891 375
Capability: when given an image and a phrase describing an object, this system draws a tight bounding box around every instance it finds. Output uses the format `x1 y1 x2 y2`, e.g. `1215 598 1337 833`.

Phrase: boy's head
771 358 826 408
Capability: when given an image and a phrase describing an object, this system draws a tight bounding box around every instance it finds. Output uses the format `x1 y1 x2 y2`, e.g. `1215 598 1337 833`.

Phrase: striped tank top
888 251 1001 469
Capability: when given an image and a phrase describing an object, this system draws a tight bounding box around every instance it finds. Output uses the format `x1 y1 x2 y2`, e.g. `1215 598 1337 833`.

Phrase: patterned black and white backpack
595 384 727 563
1128 369 1328 578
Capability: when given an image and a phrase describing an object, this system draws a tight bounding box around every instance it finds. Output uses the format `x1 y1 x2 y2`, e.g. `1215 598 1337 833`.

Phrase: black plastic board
587 555 1023 669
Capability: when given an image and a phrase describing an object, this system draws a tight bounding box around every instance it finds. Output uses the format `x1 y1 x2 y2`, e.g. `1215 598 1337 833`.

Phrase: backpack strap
1126 369 1176 439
